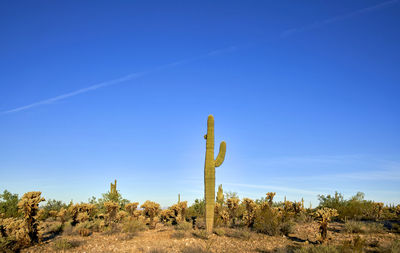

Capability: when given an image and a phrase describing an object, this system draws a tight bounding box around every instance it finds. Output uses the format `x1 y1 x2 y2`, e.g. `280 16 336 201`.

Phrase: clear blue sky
1 1 399 207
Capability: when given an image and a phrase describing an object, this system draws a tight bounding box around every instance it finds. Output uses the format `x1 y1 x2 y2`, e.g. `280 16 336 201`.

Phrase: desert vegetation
1 116 399 252
1 186 400 252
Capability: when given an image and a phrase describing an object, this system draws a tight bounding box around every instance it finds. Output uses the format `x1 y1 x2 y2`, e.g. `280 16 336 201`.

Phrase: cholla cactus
216 185 224 205
266 192 276 206
77 212 89 223
204 115 226 234
160 209 175 224
293 201 304 215
125 202 139 218
314 208 338 242
242 198 257 228
37 209 46 221
372 202 384 220
214 203 229 226
396 205 400 216
17 192 45 245
170 201 188 223
0 218 31 246
140 201 160 228
48 210 58 220
226 198 240 226
104 201 119 225
57 207 67 224
68 203 97 225
116 210 128 221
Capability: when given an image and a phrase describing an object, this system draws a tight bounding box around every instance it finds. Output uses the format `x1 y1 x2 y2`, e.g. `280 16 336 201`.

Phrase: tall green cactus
204 115 226 233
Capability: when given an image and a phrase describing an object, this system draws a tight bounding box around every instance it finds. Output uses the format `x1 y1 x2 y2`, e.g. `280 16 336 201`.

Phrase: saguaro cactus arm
215 141 226 167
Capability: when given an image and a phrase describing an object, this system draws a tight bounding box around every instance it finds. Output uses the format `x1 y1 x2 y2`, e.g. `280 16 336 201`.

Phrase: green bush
0 190 20 218
253 206 294 236
186 199 205 218
318 192 376 221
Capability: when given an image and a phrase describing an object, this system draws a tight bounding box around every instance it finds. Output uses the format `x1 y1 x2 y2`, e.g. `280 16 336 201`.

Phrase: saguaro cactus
204 115 226 233
110 179 117 195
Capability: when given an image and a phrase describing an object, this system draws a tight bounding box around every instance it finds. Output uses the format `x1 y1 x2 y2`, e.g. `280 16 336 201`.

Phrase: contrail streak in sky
1 0 397 115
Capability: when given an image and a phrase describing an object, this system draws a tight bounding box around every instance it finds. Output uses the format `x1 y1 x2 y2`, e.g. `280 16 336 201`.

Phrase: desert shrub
340 235 366 252
122 219 147 235
171 230 186 239
52 238 81 250
41 199 67 220
213 227 225 236
344 220 385 234
0 236 19 253
78 227 91 237
46 223 63 235
253 204 294 236
103 223 121 235
97 190 129 210
225 228 251 240
141 201 160 228
192 229 209 240
62 222 76 236
318 192 377 221
364 222 385 233
390 223 400 233
75 220 103 234
175 221 192 231
0 190 20 218
378 240 400 253
296 211 313 224
344 220 364 233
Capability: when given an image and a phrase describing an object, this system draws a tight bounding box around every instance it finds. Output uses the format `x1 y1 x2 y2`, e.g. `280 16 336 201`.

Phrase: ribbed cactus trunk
204 115 226 234
110 180 117 195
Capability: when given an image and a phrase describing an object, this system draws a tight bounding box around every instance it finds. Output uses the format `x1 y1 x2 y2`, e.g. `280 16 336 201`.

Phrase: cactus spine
204 115 226 233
